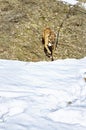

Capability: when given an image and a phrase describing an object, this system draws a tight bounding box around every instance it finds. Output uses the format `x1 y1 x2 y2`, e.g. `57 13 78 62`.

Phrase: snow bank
0 57 86 130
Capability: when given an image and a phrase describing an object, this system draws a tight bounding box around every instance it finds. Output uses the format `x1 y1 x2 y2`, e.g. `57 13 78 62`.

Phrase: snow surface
0 57 86 130
60 0 78 5
60 0 86 9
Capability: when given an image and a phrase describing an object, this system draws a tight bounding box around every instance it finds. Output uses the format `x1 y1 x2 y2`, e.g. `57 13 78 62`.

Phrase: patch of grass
0 0 86 61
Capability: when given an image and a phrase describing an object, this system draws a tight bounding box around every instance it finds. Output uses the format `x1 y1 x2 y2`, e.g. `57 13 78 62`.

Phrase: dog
42 27 57 61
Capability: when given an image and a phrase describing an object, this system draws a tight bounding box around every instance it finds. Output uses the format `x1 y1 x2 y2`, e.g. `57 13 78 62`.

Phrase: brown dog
42 27 57 61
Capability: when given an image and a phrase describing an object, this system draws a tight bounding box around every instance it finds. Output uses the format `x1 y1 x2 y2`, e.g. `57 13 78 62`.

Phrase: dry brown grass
0 0 86 61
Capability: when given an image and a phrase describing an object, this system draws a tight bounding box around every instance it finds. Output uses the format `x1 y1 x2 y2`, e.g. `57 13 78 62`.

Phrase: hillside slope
0 0 86 61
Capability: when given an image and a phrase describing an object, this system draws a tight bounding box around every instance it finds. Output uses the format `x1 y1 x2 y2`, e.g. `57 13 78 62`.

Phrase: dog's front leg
44 36 51 54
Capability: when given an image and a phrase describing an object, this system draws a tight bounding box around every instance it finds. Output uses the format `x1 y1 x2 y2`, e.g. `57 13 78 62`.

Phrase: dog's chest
48 42 52 47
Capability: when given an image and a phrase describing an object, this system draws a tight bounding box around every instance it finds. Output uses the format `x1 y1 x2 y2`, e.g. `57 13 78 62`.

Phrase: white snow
60 0 78 5
59 0 86 9
0 57 86 130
